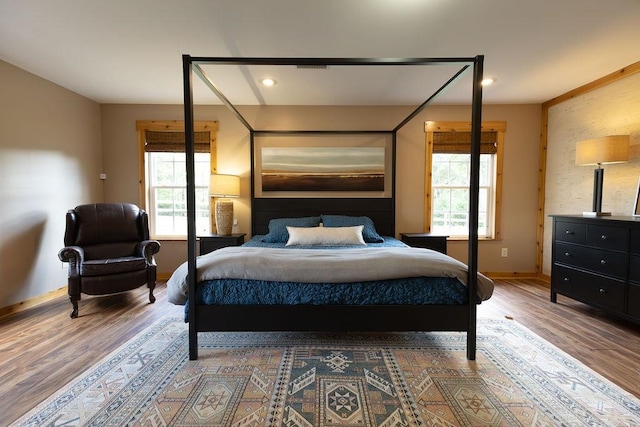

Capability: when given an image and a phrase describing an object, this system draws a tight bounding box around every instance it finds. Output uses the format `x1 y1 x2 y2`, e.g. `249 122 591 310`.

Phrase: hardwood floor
1 278 639 425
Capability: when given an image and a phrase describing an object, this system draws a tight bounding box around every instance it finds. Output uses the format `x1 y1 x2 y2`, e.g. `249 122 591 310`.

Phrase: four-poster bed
175 56 488 361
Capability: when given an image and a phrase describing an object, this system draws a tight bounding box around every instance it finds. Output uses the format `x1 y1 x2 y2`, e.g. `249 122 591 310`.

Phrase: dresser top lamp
209 173 240 236
575 135 629 217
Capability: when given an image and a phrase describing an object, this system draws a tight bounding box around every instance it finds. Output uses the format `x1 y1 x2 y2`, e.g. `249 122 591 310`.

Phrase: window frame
424 121 506 240
136 120 218 240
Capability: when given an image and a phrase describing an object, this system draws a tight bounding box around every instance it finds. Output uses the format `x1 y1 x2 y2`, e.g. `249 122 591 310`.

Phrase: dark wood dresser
550 215 640 324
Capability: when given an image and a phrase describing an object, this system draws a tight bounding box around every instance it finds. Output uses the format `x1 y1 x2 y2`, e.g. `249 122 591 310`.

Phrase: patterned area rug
12 317 640 426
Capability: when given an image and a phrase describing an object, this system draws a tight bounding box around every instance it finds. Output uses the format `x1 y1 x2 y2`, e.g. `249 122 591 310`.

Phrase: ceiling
1 0 639 106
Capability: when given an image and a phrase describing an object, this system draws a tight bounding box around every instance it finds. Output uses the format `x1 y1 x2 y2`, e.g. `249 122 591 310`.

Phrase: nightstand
399 233 448 254
198 233 246 255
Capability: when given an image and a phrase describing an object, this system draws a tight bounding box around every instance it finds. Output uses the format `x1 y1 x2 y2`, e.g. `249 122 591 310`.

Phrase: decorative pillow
320 215 385 243
286 225 366 246
261 216 322 243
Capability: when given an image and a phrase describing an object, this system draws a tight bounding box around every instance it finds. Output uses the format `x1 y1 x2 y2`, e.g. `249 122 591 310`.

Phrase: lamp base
215 198 234 236
582 211 612 217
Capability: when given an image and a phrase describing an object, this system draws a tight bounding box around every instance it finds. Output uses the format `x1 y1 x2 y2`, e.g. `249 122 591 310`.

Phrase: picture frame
634 176 640 217
254 134 393 198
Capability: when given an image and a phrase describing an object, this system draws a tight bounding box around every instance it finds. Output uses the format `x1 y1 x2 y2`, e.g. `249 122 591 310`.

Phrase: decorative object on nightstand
399 232 448 254
209 174 240 236
575 135 629 217
199 233 246 255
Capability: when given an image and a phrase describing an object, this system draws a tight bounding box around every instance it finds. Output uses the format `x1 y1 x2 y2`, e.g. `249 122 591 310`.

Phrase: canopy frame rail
181 55 484 360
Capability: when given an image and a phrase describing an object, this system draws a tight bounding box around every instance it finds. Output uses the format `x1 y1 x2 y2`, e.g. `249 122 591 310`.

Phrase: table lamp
575 135 629 216
209 174 240 235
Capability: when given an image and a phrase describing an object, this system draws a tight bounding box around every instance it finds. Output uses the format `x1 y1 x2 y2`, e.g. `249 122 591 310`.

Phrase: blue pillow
320 215 384 243
262 216 322 243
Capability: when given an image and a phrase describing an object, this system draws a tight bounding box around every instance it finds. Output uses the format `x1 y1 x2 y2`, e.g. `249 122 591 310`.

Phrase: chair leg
69 295 79 318
148 282 156 304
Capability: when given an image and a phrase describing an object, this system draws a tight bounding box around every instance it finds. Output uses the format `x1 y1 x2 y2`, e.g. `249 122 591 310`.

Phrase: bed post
467 55 484 361
182 54 199 360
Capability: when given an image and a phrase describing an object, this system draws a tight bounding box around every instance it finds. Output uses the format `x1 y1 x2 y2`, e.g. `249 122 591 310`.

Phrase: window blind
144 130 210 153
433 131 497 154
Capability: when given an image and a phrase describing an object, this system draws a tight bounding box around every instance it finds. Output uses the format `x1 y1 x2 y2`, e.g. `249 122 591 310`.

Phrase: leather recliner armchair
58 203 161 318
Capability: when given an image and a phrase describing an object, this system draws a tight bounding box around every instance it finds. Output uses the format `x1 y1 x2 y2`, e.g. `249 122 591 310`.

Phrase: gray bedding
167 237 494 306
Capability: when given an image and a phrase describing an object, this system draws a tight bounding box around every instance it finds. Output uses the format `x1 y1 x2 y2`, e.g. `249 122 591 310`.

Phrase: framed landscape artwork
254 134 392 198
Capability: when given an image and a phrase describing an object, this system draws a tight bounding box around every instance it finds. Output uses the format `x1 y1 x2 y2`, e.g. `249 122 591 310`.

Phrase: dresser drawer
551 265 625 312
554 242 627 279
554 221 586 245
630 254 640 284
586 224 628 251
628 283 640 319
630 228 640 255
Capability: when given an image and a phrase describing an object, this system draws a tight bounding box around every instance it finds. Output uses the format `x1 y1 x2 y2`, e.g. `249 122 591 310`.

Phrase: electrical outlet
501 248 508 257
233 219 238 226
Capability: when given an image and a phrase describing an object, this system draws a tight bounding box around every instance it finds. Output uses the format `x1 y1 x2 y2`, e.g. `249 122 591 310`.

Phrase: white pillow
286 225 366 246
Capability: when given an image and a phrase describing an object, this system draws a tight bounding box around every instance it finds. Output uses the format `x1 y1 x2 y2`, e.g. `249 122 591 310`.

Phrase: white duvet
167 246 494 305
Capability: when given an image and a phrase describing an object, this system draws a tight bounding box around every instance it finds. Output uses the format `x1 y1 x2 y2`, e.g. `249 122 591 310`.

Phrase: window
146 152 211 236
136 121 218 239
425 121 505 239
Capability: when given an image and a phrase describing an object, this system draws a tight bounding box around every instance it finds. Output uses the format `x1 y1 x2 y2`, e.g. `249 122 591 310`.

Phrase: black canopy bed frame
182 55 485 360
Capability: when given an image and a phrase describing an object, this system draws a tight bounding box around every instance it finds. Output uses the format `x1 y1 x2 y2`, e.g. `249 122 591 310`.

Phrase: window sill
152 236 188 241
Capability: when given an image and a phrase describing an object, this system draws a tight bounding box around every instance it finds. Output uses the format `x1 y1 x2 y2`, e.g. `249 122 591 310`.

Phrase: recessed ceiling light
481 77 497 86
261 78 277 87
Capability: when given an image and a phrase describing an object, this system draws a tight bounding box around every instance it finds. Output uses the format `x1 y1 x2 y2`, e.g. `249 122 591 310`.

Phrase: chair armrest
137 240 161 264
58 246 84 277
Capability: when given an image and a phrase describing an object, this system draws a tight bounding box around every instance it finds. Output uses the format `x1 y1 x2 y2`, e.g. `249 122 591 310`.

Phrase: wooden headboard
252 197 395 237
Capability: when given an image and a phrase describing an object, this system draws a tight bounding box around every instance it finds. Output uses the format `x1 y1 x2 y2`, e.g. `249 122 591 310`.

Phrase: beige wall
101 103 542 277
0 60 103 308
542 71 640 275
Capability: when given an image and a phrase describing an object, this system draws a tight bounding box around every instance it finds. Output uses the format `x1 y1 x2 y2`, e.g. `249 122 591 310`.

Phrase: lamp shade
575 135 630 166
209 174 240 198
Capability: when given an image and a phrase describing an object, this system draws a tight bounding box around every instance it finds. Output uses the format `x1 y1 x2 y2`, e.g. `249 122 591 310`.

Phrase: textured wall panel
543 73 640 274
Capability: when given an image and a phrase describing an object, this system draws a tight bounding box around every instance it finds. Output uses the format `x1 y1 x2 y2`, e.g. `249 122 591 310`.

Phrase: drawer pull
600 259 606 265
564 252 572 257
601 234 607 240
565 230 574 235
563 277 570 283
599 288 606 293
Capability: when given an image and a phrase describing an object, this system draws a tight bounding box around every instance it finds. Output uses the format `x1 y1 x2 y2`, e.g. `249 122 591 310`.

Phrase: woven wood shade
433 131 498 154
144 130 211 153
